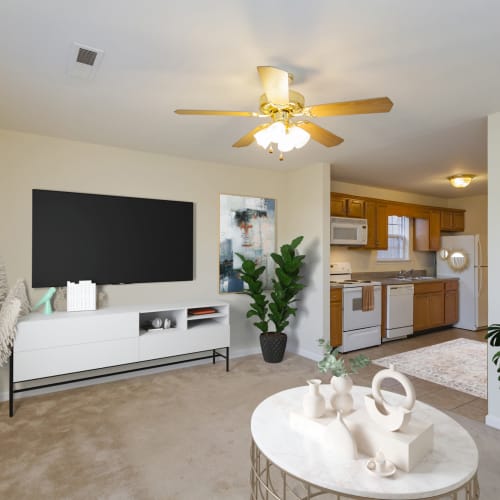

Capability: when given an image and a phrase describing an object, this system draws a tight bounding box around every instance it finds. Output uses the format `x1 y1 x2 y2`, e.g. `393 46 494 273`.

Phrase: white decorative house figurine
302 379 326 418
67 280 97 312
364 364 416 431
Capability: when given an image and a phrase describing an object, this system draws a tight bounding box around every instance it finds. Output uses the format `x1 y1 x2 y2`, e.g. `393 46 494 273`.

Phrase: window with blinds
377 216 410 261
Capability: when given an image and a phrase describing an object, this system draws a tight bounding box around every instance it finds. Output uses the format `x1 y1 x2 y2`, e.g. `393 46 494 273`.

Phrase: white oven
340 285 382 353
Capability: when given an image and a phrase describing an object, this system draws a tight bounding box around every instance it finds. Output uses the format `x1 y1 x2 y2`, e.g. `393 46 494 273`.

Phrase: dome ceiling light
448 174 476 188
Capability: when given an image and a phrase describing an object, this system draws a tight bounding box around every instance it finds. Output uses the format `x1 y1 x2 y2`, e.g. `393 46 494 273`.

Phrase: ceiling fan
175 66 393 160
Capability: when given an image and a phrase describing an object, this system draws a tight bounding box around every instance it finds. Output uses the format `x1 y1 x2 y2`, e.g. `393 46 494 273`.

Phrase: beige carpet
0 352 498 499
373 338 487 399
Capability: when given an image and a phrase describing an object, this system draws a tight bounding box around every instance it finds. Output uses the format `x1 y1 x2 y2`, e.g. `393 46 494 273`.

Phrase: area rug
373 338 487 399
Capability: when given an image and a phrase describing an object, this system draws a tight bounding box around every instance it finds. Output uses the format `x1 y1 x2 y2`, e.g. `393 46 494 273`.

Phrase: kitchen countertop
380 276 459 285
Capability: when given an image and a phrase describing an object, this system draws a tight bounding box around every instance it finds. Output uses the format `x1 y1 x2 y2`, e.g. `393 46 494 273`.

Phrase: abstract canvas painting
219 194 276 293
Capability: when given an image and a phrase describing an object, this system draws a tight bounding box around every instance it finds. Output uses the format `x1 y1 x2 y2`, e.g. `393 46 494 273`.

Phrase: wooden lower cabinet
413 280 458 332
330 288 343 347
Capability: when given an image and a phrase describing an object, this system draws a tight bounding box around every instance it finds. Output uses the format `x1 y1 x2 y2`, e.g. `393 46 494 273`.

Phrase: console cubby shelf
10 300 230 416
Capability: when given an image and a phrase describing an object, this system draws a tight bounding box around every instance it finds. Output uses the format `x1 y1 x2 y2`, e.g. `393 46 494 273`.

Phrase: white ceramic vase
330 374 354 414
302 379 326 418
324 411 358 461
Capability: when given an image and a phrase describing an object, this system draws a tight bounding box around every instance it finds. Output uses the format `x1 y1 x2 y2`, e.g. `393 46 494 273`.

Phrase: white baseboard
485 413 500 430
0 346 263 402
289 345 322 362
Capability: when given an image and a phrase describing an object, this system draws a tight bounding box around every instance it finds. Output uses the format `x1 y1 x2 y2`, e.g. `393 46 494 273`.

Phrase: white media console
9 301 230 416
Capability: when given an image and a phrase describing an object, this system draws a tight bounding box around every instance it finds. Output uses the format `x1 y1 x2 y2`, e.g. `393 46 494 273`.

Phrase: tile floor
349 327 488 422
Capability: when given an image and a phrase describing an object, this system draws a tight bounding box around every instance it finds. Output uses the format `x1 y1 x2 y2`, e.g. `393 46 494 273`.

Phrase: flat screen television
32 189 194 287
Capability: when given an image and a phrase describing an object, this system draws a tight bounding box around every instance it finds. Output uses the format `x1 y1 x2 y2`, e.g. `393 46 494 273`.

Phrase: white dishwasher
385 284 414 339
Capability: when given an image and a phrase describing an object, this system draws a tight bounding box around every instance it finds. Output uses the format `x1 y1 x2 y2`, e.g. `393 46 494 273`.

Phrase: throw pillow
0 259 7 310
5 279 31 317
0 296 21 366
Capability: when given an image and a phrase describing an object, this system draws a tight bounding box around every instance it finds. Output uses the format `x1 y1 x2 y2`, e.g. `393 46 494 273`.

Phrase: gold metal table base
250 440 479 500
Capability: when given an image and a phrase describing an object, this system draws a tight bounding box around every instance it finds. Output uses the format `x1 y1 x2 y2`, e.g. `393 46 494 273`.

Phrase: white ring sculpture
364 364 416 431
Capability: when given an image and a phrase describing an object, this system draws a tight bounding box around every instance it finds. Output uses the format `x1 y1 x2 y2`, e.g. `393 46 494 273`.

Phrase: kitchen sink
392 276 435 281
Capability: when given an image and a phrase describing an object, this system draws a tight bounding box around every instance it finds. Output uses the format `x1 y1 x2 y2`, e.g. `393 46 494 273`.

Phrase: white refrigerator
436 234 488 331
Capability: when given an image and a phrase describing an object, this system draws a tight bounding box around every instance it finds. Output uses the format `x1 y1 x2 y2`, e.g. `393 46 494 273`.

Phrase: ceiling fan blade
308 97 393 117
296 121 344 147
232 123 271 148
257 66 290 105
175 109 259 117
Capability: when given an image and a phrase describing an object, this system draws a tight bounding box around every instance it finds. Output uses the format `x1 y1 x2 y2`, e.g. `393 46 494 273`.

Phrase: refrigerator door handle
478 266 483 296
477 237 482 268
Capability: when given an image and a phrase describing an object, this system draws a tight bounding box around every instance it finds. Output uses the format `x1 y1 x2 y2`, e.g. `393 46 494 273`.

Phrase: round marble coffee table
250 385 479 499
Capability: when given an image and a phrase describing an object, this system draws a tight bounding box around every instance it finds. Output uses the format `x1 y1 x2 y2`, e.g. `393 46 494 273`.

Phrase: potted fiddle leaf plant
236 236 306 363
486 324 500 381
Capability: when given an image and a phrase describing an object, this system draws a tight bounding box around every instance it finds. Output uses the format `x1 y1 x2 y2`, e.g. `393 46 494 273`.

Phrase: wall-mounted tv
32 189 194 288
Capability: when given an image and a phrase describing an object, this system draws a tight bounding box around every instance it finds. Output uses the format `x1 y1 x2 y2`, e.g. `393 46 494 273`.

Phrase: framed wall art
219 194 276 293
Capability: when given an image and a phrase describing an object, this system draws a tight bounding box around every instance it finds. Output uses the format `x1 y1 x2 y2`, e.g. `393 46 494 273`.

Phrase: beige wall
487 113 500 428
0 129 330 394
282 163 330 359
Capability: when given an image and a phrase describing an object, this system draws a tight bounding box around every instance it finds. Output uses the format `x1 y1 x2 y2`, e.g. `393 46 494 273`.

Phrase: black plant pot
260 332 287 363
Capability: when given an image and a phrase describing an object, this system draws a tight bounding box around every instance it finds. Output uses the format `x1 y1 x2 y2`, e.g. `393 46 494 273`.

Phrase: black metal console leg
212 349 216 364
9 354 14 417
226 347 230 372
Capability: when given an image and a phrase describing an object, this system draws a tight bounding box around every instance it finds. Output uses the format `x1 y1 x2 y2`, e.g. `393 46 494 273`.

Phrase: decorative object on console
33 287 56 315
53 287 67 312
236 236 305 363
163 318 172 329
219 194 276 293
364 364 415 432
302 379 326 418
151 317 163 329
0 296 21 365
485 324 500 382
188 307 217 315
67 280 96 312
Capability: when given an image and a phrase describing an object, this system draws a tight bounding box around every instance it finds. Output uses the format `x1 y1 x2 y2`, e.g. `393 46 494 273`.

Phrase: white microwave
331 217 368 245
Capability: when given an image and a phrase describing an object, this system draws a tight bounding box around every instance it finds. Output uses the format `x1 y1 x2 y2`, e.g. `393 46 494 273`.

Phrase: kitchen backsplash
330 245 435 278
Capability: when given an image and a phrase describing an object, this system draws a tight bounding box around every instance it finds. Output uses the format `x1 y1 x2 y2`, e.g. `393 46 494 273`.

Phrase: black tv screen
32 189 194 287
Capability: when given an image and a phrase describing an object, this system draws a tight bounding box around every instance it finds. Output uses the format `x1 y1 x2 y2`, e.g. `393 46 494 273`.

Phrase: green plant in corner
317 339 370 377
485 324 500 382
236 235 306 363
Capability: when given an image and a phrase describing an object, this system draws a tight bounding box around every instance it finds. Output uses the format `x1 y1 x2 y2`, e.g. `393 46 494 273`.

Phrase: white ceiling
1 0 498 198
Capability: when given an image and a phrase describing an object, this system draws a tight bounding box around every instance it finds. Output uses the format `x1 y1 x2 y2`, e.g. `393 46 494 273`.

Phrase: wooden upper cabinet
331 194 365 218
330 192 466 251
414 210 441 251
365 201 388 249
440 210 465 232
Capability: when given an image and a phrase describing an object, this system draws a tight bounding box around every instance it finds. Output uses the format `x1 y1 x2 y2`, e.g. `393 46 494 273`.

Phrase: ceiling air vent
68 43 104 79
76 47 98 66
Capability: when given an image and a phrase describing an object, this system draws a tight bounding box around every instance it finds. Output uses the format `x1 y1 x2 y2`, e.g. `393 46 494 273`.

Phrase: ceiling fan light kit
448 174 475 188
174 66 393 159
